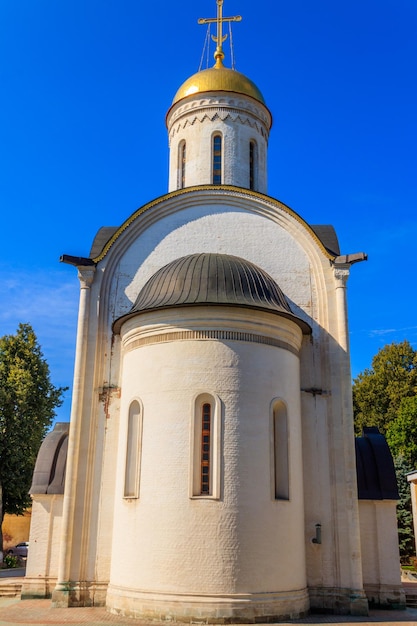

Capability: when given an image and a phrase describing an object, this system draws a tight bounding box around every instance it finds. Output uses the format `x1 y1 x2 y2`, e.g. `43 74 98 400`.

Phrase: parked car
7 542 29 558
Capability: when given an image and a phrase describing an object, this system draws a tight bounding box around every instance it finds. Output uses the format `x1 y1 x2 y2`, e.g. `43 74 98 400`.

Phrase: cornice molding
169 109 269 140
166 93 272 131
122 329 300 357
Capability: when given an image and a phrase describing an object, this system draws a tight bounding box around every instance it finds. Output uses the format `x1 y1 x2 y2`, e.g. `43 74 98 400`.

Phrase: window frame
212 134 223 185
190 393 221 499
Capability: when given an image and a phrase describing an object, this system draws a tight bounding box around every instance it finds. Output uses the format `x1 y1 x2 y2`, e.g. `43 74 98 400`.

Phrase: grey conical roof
114 253 310 334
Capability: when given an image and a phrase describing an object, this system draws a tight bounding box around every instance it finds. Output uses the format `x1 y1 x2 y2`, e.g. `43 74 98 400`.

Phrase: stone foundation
21 576 57 600
309 586 369 616
51 581 107 607
363 583 406 609
106 586 310 623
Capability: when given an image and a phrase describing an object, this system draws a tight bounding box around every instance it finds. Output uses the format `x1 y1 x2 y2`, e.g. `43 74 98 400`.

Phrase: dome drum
167 95 271 192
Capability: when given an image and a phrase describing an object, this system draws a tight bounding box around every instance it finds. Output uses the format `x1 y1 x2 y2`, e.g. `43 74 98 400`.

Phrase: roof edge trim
113 302 311 336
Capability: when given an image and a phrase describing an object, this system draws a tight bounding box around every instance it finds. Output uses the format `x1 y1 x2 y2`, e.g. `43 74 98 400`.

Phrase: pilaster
52 266 95 608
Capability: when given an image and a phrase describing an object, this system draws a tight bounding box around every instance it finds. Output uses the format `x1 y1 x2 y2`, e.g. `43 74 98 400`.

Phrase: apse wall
107 306 308 620
166 94 271 193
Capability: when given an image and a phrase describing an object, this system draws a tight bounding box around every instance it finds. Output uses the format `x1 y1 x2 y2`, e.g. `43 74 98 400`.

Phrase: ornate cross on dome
198 0 242 66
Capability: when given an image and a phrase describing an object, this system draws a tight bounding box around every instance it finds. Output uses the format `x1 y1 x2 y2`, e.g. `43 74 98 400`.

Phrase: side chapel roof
355 427 399 500
30 423 69 495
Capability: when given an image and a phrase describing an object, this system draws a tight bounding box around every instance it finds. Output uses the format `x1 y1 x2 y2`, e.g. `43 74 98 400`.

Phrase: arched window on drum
212 134 222 184
249 140 258 190
178 140 186 189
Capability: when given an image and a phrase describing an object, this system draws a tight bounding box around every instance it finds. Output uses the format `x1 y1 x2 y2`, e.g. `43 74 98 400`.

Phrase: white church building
23 2 404 621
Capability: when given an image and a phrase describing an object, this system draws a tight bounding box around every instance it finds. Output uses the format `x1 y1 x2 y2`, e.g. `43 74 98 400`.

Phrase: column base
309 586 369 616
363 583 406 610
51 581 107 607
21 577 57 600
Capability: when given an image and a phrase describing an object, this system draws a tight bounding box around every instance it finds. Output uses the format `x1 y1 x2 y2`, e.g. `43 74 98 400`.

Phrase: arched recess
271 399 289 501
190 393 222 499
124 399 143 499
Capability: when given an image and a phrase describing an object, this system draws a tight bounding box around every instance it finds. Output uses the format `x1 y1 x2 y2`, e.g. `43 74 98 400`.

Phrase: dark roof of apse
30 423 69 495
113 253 311 334
355 427 399 500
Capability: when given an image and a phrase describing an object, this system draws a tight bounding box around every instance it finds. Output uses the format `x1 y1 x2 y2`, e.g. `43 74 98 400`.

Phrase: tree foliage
394 455 415 561
0 324 66 551
386 396 417 469
353 340 417 435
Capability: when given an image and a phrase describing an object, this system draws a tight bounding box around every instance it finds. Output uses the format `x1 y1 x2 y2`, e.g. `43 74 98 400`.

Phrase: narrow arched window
200 403 211 494
191 394 221 499
212 135 222 184
249 140 257 190
273 401 289 500
124 400 142 498
179 141 186 189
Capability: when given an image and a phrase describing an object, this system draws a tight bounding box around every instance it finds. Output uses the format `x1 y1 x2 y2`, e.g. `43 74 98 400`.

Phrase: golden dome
172 60 266 106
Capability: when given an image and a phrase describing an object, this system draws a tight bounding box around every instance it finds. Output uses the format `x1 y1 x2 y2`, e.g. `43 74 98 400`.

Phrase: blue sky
0 0 416 422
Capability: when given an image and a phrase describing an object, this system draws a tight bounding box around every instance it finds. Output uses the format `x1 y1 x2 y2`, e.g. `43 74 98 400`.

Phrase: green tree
386 396 417 468
0 324 66 559
394 456 415 562
353 340 417 435
389 403 417 562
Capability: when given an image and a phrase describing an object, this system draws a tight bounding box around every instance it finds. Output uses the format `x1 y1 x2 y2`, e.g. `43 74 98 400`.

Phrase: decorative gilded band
122 330 299 356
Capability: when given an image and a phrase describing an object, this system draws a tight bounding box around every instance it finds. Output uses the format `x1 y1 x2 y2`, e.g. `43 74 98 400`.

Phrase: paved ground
0 569 25 579
1 574 416 626
0 596 416 626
